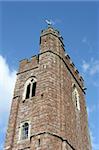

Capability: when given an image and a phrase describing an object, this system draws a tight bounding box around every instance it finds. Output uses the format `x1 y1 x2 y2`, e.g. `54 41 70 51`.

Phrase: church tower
5 26 91 150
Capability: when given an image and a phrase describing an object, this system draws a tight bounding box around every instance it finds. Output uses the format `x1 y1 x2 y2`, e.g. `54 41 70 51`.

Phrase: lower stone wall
11 131 75 150
30 132 75 150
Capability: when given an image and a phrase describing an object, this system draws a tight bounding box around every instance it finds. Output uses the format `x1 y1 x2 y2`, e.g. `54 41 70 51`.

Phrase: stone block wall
4 27 91 150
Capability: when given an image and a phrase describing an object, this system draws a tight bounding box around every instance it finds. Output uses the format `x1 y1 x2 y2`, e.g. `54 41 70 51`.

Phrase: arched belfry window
72 84 80 111
23 77 37 100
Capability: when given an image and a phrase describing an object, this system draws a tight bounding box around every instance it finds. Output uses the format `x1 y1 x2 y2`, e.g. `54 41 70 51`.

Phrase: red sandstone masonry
4 26 91 150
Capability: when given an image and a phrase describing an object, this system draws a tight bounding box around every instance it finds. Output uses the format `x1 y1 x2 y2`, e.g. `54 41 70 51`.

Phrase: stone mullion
30 82 32 98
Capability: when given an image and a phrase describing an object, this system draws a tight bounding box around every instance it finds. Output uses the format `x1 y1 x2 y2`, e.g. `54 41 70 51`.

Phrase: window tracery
23 77 37 100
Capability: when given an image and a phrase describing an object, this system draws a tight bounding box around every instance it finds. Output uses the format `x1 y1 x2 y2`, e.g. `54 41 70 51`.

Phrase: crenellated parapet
18 55 39 74
40 27 65 54
41 27 60 37
41 27 64 47
64 53 84 89
40 27 64 48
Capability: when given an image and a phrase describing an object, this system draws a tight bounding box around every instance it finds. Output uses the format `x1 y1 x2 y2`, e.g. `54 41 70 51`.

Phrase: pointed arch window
72 85 80 111
23 77 37 100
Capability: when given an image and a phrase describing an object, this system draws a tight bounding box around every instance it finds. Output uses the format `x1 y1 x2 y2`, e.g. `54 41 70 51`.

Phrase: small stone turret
40 27 65 56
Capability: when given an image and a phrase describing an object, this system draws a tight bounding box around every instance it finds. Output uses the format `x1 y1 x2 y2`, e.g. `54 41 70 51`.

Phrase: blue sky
0 1 99 149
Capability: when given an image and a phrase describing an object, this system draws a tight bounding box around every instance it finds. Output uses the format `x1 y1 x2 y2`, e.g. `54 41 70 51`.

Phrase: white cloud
90 61 99 75
0 55 16 148
82 36 92 51
82 59 99 76
0 144 3 150
0 125 7 149
92 81 99 87
87 105 99 150
90 129 99 150
82 60 90 72
0 55 16 116
82 37 87 43
87 105 96 118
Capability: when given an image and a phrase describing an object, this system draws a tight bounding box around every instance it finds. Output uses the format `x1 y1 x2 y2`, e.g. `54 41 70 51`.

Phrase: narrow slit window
32 82 36 97
26 84 31 99
38 139 40 146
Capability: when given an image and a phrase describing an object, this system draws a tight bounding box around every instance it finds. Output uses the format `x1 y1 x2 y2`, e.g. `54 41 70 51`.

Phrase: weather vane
45 19 52 27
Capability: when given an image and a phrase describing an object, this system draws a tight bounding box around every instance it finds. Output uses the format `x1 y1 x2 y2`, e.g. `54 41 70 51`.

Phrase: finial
45 19 52 27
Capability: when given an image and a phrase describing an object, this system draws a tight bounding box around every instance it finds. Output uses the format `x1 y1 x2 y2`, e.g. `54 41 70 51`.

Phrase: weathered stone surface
4 27 91 150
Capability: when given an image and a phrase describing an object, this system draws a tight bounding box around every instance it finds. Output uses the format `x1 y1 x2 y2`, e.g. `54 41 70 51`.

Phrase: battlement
41 26 60 37
41 27 65 43
64 53 84 89
18 55 39 73
18 51 84 90
41 27 64 46
40 27 65 54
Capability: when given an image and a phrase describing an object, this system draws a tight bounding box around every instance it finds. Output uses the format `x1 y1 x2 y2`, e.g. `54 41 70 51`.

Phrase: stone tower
5 26 91 150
